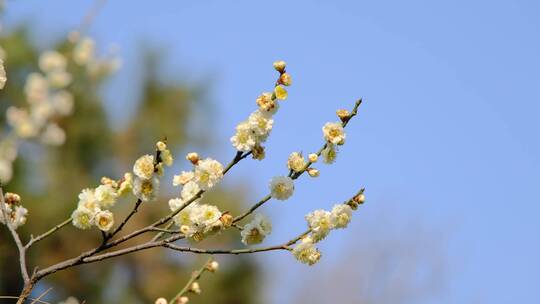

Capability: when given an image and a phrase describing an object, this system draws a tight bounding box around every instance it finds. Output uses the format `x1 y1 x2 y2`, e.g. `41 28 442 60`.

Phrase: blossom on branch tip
273 60 286 73
274 86 288 100
186 152 200 165
308 153 318 163
331 204 353 228
269 176 295 200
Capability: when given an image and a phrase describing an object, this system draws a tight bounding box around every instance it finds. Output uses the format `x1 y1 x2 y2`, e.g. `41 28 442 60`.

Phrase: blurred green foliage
0 26 259 303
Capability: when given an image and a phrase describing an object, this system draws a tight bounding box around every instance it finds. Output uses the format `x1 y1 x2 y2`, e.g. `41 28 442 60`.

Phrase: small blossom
0 59 6 89
331 204 353 228
73 37 95 66
156 141 167 151
279 73 292 86
207 260 219 272
1 203 28 229
77 188 100 212
94 210 114 232
336 109 350 122
241 213 272 245
155 298 167 304
133 177 160 202
269 176 294 200
5 192 21 205
173 171 194 186
219 213 233 228
308 153 318 163
273 60 286 73
256 92 279 115
274 86 288 100
71 207 94 230
133 154 155 180
38 51 67 73
160 149 174 166
181 181 201 203
230 121 257 152
40 123 66 146
292 238 321 266
168 198 183 211
192 204 223 233
321 144 338 164
252 144 266 160
306 210 333 242
50 90 74 116
118 173 134 195
190 282 201 294
24 73 48 104
186 152 200 165
322 122 346 145
307 168 320 177
287 152 306 173
194 158 224 190
248 110 274 140
47 70 72 88
179 296 189 304
94 184 118 209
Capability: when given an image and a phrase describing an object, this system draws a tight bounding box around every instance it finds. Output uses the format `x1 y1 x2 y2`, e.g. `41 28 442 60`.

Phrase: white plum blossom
24 73 49 104
71 207 94 230
168 198 183 211
306 209 334 242
180 181 201 203
94 210 114 232
322 122 346 145
256 92 279 116
0 203 28 230
40 123 66 146
269 176 294 200
73 37 95 66
241 213 272 245
331 204 353 228
94 184 118 209
230 121 257 152
133 154 154 180
321 144 338 164
38 51 67 73
248 110 273 140
0 59 6 89
133 176 159 202
292 237 321 266
77 188 100 212
50 90 74 116
287 152 306 173
194 158 224 190
173 171 194 186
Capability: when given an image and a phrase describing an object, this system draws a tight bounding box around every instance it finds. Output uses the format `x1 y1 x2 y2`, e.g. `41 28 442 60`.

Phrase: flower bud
180 225 191 235
336 109 350 122
178 296 189 304
4 192 21 205
190 282 201 294
220 213 233 228
252 145 266 160
155 298 167 304
273 60 287 73
307 168 320 177
274 86 288 100
279 73 292 86
186 152 200 165
353 193 365 205
156 141 167 151
206 260 219 272
101 176 118 188
308 153 318 163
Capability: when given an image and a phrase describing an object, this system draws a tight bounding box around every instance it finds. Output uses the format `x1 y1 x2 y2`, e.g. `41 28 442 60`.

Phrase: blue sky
4 1 540 303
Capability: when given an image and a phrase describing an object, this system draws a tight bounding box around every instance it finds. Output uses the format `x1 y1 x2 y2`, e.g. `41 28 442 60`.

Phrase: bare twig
169 257 213 304
25 218 72 249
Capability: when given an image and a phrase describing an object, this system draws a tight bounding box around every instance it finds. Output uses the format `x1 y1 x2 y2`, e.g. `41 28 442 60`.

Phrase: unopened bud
279 73 292 86
180 225 191 235
273 60 287 73
336 109 350 122
101 176 118 188
308 153 318 163
190 282 201 294
220 213 233 228
156 141 167 151
274 86 288 100
307 168 320 177
353 193 365 205
4 192 20 205
186 152 200 165
178 296 189 304
155 298 167 304
252 145 266 160
206 260 219 272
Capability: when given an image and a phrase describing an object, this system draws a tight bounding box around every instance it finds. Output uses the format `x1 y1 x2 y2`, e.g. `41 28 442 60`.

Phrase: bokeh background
1 0 540 303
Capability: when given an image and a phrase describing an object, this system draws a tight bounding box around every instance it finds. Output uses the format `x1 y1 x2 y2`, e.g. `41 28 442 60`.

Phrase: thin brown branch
25 218 72 249
169 257 213 304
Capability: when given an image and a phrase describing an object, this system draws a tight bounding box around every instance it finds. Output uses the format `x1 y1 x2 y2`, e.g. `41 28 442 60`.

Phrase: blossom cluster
171 153 229 241
292 193 364 265
0 34 120 183
71 141 174 231
0 192 28 230
230 60 291 159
